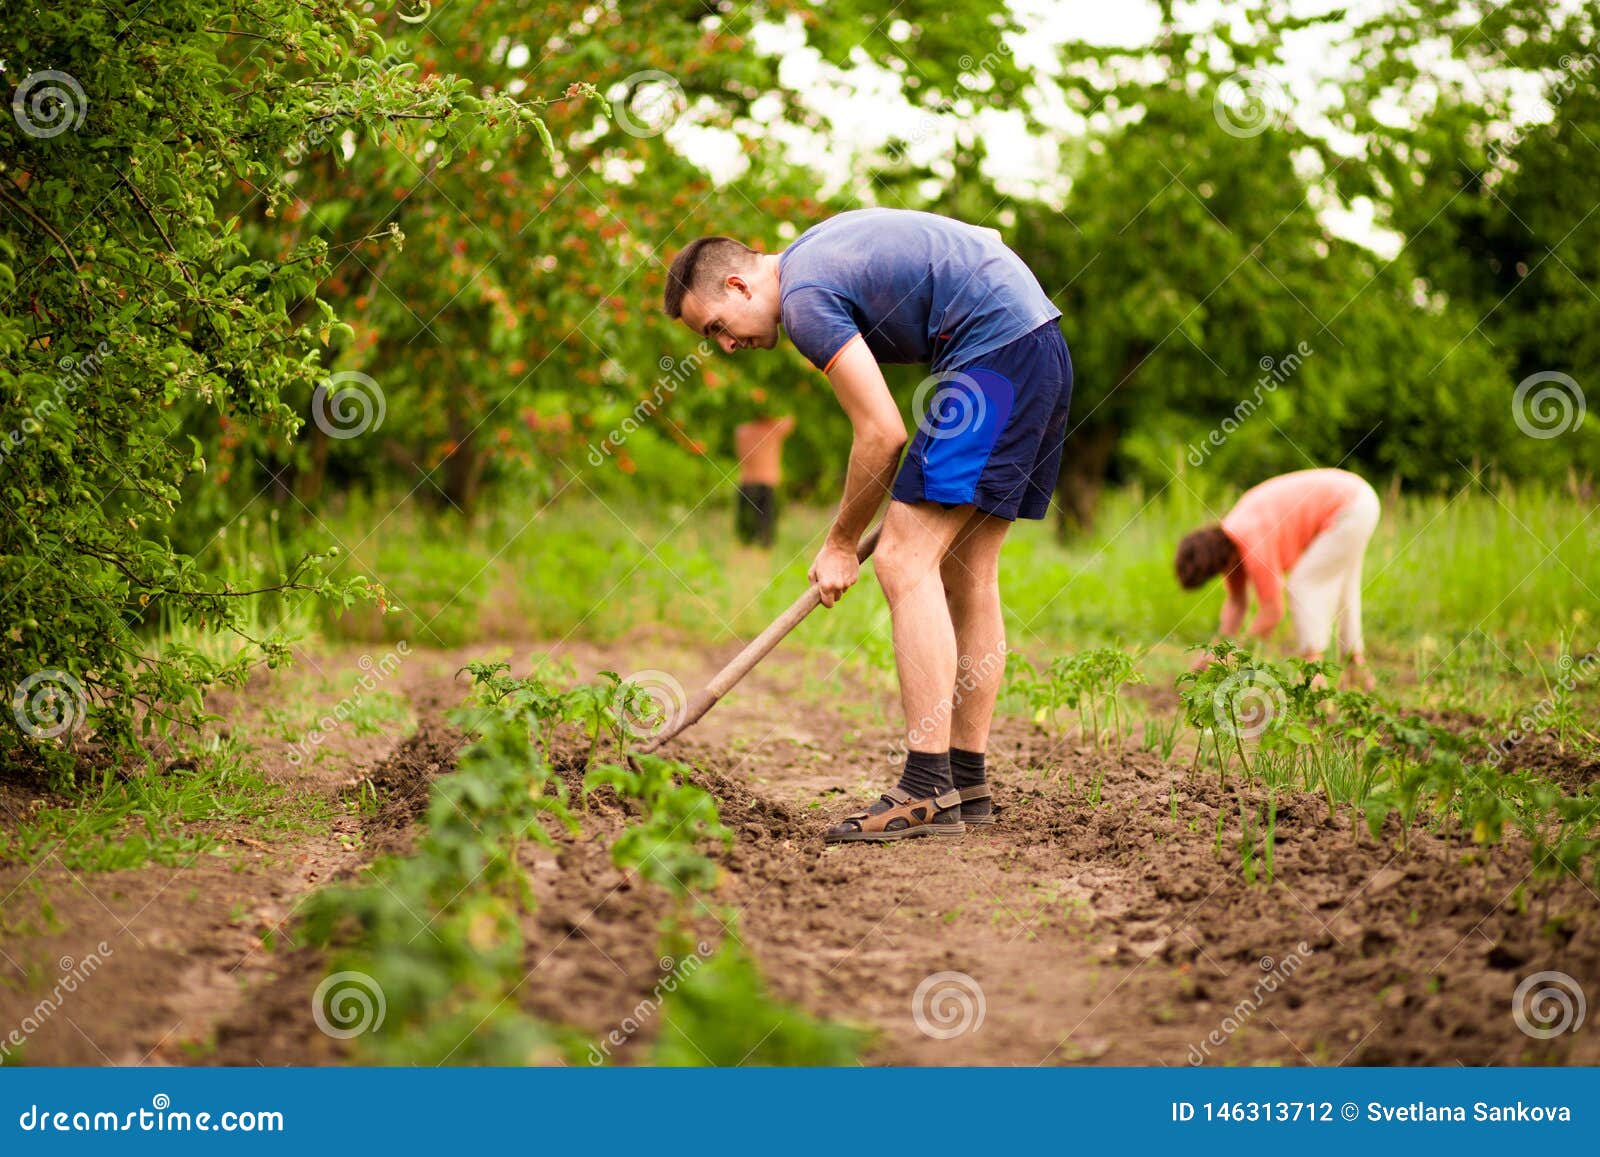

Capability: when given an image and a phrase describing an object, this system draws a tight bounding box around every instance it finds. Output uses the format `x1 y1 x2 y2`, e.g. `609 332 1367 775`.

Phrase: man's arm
809 335 906 606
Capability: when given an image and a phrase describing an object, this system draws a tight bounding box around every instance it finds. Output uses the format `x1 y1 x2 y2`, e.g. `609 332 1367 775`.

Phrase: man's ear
725 273 752 299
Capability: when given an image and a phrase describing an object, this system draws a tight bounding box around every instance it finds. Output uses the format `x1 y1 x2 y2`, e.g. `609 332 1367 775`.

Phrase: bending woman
1175 468 1381 687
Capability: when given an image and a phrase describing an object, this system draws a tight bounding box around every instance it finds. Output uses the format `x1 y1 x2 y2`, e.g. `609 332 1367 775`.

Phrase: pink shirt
1221 469 1369 635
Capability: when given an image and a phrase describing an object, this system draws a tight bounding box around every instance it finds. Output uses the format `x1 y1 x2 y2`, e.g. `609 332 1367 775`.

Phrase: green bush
0 3 571 767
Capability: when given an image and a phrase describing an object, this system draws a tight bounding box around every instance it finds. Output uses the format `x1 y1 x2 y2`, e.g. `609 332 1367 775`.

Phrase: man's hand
809 539 860 608
1189 651 1213 674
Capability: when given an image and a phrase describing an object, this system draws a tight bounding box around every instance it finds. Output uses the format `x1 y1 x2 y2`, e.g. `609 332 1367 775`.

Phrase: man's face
678 276 780 355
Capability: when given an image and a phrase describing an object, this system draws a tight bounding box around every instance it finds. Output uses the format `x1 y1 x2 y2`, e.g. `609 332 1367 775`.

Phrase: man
664 207 1072 843
733 413 795 548
1175 467 1381 689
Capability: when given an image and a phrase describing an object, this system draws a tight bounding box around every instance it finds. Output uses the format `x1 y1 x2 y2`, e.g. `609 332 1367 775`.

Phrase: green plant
1521 628 1600 754
583 756 731 899
1141 709 1182 760
1237 790 1278 886
652 940 867 1066
301 664 853 1065
0 737 323 871
299 663 583 1063
1 2 589 771
1012 646 1146 752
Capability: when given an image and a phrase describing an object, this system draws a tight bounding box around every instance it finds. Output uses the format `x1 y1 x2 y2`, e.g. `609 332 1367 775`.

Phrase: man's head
1174 525 1240 589
663 236 781 354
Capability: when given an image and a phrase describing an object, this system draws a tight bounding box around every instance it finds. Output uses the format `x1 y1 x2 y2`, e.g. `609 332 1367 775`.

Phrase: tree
1000 0 1535 530
1340 0 1600 472
216 1 1030 517
0 1 574 766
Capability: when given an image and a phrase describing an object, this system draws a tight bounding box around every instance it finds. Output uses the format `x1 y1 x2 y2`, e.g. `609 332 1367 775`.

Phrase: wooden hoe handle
634 523 883 754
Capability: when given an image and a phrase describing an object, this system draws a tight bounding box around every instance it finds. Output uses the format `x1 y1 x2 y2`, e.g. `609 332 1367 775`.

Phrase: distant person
1175 468 1380 688
734 415 795 548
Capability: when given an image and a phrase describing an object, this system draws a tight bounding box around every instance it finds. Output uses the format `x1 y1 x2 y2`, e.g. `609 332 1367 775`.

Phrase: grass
0 737 333 872
286 479 1595 685
264 687 413 747
22 476 1595 888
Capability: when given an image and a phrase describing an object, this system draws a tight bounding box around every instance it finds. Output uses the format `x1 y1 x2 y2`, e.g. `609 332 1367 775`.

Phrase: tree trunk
1054 421 1119 539
440 394 484 512
1054 345 1147 538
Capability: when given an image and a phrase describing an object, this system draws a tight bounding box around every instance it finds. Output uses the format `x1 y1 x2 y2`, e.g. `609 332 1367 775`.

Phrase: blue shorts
890 321 1073 521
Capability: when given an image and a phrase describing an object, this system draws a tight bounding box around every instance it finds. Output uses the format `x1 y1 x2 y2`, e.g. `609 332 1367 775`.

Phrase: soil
1489 732 1600 797
2 638 1596 1066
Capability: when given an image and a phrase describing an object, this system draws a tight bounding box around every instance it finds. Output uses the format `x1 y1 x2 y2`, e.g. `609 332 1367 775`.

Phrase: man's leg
874 499 972 755
760 487 779 548
942 509 1012 750
823 499 971 844
940 508 1011 823
734 483 758 545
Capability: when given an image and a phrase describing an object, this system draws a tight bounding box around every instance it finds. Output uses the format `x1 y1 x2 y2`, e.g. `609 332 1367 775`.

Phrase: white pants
1284 482 1381 655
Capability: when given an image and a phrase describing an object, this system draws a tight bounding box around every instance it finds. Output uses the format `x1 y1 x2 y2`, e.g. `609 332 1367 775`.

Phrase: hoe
635 522 882 754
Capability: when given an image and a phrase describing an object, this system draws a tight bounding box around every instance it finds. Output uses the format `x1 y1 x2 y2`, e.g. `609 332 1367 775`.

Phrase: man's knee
940 551 999 598
875 537 936 603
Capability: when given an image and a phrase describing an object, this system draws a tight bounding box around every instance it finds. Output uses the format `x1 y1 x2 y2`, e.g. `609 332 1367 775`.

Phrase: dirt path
613 642 1598 1066
0 648 463 1064
4 638 1596 1066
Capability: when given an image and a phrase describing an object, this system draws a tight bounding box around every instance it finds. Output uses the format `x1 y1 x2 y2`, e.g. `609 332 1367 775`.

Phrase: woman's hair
1174 525 1239 589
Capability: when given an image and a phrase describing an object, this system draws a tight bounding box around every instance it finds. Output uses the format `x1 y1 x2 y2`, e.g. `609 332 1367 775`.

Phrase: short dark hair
663 236 757 318
1175 525 1239 589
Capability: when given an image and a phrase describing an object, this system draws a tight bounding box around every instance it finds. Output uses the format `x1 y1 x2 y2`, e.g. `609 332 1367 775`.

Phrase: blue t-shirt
778 208 1061 375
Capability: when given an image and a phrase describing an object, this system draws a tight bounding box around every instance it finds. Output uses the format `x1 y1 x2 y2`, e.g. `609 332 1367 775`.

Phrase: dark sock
950 747 986 790
896 749 953 800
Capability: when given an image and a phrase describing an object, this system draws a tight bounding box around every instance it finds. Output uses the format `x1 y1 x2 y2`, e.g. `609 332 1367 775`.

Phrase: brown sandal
958 784 997 826
824 786 965 843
